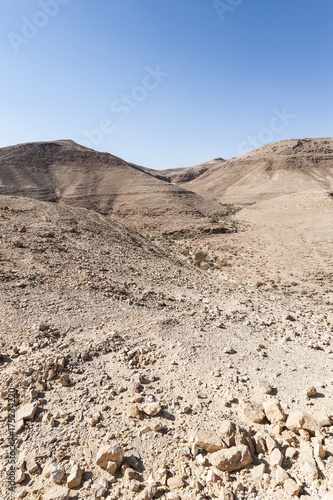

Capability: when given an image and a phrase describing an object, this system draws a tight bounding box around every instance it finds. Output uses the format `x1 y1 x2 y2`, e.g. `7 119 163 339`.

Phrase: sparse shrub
194 251 208 267
214 258 230 269
181 247 190 257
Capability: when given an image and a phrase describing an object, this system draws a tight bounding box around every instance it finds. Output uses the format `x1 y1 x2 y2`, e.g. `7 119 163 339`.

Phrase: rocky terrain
0 195 332 500
0 138 333 500
152 138 333 295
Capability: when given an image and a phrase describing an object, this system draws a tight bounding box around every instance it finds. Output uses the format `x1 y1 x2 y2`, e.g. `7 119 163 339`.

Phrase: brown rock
167 476 184 490
241 400 265 423
210 445 252 472
95 445 123 470
304 386 317 397
262 398 286 424
67 463 82 488
195 429 225 452
141 402 161 416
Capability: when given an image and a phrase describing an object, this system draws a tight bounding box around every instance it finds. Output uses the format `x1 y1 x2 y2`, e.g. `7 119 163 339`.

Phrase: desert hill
152 138 333 294
140 157 226 184
0 140 226 234
159 138 333 204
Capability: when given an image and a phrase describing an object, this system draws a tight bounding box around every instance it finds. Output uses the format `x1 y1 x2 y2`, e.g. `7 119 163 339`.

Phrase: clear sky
0 0 332 169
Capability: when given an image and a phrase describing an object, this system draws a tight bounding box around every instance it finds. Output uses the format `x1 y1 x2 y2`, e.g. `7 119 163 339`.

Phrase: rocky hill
0 141 228 235
159 138 333 204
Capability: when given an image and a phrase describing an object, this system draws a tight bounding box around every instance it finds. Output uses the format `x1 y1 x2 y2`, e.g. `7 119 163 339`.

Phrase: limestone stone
210 445 252 472
270 448 283 467
219 420 236 448
262 399 286 424
43 486 70 500
219 488 234 500
167 476 184 490
15 469 25 484
285 447 297 459
285 410 326 435
50 465 65 484
106 461 117 475
251 463 265 480
283 478 301 496
259 380 273 394
95 445 123 469
141 402 161 416
195 429 225 452
26 454 38 474
16 403 38 421
299 452 318 481
313 443 325 459
15 419 24 434
126 404 141 418
67 463 82 488
275 465 289 485
241 400 265 423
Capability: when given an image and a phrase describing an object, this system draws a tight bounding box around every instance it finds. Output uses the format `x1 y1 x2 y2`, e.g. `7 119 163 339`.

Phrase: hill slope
0 140 226 233
165 138 333 204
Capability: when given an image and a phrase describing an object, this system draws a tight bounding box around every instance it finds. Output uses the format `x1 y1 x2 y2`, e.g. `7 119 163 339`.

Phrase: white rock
16 403 38 421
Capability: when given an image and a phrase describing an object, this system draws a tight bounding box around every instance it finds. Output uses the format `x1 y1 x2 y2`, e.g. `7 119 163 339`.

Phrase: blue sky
0 0 332 168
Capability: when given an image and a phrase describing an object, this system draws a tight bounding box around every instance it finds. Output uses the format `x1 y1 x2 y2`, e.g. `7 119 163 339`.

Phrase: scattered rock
241 400 265 423
67 463 82 488
270 448 283 467
275 465 289 485
284 478 301 497
141 402 161 416
15 469 25 484
50 465 65 484
258 380 273 394
16 403 38 421
262 398 286 424
95 445 123 470
44 486 70 500
210 445 252 472
304 386 317 397
195 429 225 452
167 475 184 490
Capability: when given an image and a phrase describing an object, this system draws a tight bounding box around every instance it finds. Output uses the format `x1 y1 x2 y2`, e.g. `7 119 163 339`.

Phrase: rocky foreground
0 196 332 499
